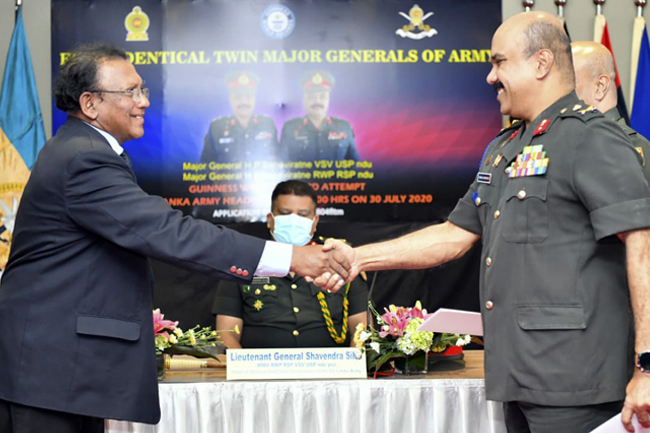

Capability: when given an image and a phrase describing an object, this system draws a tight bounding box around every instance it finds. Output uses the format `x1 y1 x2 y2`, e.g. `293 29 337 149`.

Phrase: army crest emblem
125 6 150 42
396 4 438 40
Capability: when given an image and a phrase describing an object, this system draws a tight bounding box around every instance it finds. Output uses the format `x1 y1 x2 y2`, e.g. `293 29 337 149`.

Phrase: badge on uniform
255 132 273 140
219 137 234 144
253 300 264 311
328 131 348 140
253 277 270 284
508 144 549 178
636 147 646 166
477 172 492 184
242 285 251 293
263 284 277 291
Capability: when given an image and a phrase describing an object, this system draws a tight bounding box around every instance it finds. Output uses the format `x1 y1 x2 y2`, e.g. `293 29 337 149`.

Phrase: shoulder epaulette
558 104 603 123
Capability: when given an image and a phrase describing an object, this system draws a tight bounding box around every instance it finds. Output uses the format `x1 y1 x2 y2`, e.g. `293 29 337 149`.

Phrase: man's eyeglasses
89 87 150 103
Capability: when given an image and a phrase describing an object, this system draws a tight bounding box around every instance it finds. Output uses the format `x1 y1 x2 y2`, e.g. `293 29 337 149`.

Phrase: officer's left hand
622 372 650 431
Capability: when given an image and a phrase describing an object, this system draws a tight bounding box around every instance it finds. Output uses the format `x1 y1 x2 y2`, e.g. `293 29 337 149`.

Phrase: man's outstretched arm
317 221 480 285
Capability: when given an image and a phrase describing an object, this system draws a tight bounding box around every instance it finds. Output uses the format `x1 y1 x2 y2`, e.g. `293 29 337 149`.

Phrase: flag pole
638 0 647 18
594 0 604 16
15 0 22 23
523 0 534 12
556 0 567 18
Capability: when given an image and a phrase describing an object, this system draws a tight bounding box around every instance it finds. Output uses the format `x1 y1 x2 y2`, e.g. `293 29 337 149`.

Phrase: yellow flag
0 126 30 276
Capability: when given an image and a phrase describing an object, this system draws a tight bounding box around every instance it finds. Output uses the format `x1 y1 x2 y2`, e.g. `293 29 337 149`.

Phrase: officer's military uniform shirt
605 107 650 186
212 274 368 348
201 115 278 163
448 91 650 406
280 116 359 161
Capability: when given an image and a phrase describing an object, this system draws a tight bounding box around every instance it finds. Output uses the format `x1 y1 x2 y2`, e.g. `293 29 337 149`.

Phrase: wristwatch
636 351 650 372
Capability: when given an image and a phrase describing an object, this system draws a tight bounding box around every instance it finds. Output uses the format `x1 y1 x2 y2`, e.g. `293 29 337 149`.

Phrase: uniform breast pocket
243 289 280 323
501 178 549 244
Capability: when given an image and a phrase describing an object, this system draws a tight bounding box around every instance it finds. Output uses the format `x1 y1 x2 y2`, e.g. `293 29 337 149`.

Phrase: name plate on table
226 347 367 380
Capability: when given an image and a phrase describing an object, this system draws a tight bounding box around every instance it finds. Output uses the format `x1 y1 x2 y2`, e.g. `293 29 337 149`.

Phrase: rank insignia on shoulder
508 144 549 178
493 154 504 167
263 284 277 291
253 277 270 284
636 147 646 166
253 300 264 311
477 172 492 184
485 154 494 166
578 106 596 115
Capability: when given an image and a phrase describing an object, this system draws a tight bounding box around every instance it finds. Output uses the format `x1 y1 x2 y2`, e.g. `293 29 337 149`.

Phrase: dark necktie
120 150 133 168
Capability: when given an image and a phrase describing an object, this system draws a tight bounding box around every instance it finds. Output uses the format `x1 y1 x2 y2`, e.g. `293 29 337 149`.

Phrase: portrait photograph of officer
200 71 279 164
280 70 360 162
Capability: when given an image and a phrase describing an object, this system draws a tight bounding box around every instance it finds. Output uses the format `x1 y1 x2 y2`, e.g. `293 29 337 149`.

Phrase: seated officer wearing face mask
212 180 368 348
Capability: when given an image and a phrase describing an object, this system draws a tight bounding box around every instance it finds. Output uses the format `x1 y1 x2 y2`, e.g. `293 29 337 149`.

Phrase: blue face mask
270 213 314 246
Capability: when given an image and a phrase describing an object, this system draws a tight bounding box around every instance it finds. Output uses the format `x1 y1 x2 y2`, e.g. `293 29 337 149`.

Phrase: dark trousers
0 399 104 433
504 400 624 433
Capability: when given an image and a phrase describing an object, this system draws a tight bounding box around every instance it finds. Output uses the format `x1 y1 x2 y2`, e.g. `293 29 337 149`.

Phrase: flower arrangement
354 301 471 376
153 308 236 360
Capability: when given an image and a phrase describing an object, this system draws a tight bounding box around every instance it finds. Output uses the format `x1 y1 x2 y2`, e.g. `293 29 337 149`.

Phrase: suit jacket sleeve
63 144 265 281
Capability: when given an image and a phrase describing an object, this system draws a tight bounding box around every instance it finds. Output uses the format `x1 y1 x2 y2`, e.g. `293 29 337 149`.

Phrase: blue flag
0 6 46 169
631 27 650 139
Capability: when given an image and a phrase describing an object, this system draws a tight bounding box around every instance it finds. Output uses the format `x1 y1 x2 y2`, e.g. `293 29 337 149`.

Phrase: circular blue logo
260 5 295 40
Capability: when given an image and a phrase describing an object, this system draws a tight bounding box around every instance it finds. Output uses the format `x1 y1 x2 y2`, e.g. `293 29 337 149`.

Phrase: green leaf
163 346 220 362
368 350 403 373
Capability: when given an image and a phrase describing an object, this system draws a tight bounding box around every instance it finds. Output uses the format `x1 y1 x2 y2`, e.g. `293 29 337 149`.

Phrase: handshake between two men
290 239 359 292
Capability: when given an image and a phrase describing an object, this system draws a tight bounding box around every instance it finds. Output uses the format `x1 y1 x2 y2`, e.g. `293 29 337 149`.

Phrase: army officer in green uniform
280 70 359 162
572 41 650 184
323 12 650 432
201 71 278 163
213 180 368 348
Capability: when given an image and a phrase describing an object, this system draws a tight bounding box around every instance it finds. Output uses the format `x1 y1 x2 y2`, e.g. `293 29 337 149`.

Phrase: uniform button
230 266 237 273
494 210 500 219
293 307 300 313
485 300 494 310
291 284 298 290
486 257 492 266
505 167 512 175
255 288 261 295
517 190 527 200
236 268 243 275
242 270 249 277
475 197 481 206
293 330 299 336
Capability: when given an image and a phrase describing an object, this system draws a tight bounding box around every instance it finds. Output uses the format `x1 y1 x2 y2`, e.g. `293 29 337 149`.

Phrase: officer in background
280 70 359 162
201 71 278 163
213 180 368 348
572 41 650 183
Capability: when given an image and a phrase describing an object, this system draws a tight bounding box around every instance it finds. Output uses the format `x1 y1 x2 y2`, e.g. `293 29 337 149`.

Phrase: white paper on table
590 414 650 433
416 308 483 336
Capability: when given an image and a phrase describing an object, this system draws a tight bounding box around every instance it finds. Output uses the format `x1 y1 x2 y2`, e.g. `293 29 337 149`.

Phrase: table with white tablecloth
107 351 506 433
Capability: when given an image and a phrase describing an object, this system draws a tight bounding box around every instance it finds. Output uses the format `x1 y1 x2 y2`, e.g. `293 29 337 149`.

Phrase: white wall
0 0 647 140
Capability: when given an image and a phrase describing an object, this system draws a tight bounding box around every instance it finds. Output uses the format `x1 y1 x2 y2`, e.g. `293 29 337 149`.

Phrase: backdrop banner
51 0 502 224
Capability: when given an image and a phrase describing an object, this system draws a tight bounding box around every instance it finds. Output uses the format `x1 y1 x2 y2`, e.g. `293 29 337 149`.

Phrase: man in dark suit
0 42 348 432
